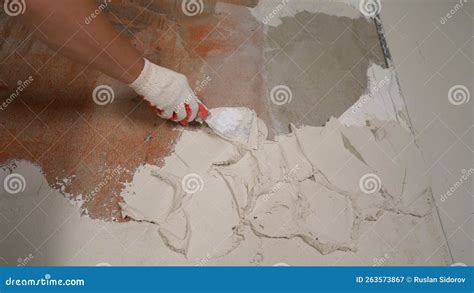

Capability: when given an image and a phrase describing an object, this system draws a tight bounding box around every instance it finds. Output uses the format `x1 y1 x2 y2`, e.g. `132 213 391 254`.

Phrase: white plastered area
0 62 452 265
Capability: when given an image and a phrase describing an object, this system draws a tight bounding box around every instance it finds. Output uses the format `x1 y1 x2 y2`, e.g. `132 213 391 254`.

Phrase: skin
5 0 209 124
17 0 144 84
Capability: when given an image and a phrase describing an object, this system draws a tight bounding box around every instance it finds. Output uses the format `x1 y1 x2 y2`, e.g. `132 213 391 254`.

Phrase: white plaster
339 63 411 132
379 0 473 264
0 117 451 265
119 113 440 259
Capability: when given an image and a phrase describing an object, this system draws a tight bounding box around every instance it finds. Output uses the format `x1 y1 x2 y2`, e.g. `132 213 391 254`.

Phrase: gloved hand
130 59 209 125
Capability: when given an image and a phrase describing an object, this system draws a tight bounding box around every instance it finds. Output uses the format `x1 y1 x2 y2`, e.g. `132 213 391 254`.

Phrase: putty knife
203 107 259 149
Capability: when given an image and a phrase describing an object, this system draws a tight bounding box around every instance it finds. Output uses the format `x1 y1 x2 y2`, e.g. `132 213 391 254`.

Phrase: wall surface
0 0 470 266
380 0 473 264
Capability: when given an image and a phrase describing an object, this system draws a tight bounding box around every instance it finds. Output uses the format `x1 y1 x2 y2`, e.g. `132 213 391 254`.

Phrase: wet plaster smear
0 96 451 266
118 110 442 263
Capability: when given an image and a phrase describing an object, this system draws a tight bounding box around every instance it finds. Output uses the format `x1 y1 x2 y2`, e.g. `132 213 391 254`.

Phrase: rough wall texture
0 0 267 220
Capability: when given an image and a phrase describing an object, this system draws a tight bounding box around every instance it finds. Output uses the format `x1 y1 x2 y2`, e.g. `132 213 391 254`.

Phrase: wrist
123 58 145 84
129 58 169 106
129 59 154 96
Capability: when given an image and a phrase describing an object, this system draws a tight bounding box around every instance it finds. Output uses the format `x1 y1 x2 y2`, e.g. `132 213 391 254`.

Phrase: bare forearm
20 0 143 83
10 0 209 124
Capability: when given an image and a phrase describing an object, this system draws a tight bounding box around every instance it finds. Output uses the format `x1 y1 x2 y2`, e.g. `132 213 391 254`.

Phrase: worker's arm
17 0 208 124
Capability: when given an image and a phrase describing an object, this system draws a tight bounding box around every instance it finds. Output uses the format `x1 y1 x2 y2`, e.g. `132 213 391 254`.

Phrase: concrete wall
380 0 473 264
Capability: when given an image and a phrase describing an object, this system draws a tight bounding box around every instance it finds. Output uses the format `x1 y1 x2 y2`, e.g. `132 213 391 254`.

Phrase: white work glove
130 58 209 125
